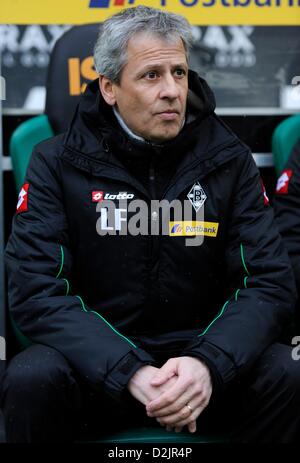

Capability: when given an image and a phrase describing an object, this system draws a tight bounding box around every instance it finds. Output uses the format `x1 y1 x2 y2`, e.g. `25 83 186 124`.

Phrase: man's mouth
156 110 180 120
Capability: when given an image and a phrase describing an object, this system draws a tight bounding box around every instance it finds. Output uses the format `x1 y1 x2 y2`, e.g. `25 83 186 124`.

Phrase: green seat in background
272 113 300 176
9 114 54 192
80 426 228 444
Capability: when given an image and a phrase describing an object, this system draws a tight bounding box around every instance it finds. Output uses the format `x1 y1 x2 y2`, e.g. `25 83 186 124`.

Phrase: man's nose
159 74 180 100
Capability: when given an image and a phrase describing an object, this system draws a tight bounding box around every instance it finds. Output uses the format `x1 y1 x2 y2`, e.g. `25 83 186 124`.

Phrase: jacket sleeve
181 150 296 391
273 142 300 296
5 145 155 400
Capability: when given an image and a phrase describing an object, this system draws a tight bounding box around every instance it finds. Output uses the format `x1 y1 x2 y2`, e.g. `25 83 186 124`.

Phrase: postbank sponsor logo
2 0 299 26
169 221 219 237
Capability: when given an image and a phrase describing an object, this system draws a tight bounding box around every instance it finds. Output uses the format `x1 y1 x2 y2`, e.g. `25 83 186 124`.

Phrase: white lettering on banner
227 26 255 52
0 25 19 52
19 25 49 52
200 26 254 52
201 26 230 50
0 25 71 67
197 25 256 69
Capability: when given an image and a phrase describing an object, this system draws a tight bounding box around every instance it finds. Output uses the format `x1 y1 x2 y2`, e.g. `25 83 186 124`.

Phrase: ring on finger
186 403 193 414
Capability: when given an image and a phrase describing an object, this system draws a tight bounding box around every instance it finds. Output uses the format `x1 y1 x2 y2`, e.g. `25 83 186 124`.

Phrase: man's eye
145 71 158 79
175 69 186 77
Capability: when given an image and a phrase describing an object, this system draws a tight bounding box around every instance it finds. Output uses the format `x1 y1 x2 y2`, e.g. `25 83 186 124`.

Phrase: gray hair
93 6 193 83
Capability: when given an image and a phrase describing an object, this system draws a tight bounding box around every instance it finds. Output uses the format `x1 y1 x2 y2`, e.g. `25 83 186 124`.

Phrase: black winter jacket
5 71 296 400
274 141 300 297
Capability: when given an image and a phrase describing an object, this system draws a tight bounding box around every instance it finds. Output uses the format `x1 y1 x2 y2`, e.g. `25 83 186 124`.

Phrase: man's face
101 33 189 143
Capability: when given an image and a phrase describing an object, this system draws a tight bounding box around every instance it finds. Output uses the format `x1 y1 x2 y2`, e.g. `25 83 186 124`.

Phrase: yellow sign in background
1 0 300 25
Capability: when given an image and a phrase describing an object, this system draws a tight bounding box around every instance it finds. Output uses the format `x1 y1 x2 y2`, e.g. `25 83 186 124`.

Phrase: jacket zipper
148 156 156 199
147 156 161 317
148 155 157 256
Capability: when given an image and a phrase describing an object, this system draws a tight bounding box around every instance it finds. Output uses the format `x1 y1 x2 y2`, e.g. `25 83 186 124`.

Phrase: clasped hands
127 356 212 433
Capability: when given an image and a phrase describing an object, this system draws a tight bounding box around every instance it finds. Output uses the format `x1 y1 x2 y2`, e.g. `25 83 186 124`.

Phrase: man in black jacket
274 140 300 329
1 6 300 442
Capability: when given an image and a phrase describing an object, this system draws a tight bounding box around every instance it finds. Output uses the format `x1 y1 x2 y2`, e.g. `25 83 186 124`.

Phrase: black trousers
1 342 300 443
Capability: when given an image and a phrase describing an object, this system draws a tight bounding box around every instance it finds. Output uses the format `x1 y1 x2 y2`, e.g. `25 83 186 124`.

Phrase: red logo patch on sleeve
276 170 293 194
16 183 29 213
260 178 270 206
92 191 104 202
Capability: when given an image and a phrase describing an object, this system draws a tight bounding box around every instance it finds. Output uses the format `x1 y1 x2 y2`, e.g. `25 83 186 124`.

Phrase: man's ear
99 75 116 106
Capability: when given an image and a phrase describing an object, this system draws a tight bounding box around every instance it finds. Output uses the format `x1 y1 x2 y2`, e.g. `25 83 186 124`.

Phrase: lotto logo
92 191 135 202
92 191 104 202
